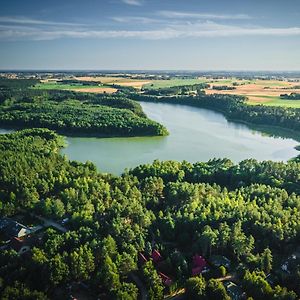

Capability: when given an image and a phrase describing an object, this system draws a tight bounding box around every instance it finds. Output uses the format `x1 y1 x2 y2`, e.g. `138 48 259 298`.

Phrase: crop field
35 76 300 107
204 78 300 108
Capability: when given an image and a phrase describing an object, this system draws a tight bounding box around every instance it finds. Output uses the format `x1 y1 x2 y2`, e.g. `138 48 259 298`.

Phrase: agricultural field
75 76 150 89
34 76 300 108
204 78 300 108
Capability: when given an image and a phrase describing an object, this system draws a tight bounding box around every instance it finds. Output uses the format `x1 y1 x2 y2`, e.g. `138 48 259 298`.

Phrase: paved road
30 213 68 233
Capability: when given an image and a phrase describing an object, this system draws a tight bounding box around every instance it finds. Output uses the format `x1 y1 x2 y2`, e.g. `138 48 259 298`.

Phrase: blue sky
0 0 300 70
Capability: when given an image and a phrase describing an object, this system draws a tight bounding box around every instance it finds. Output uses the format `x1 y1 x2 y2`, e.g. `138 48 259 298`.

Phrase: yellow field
70 87 117 94
204 78 300 107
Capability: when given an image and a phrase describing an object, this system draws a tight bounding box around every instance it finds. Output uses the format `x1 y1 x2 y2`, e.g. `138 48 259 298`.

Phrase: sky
0 0 300 70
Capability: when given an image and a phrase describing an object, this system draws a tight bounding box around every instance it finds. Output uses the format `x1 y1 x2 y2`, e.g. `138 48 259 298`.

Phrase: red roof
158 272 172 286
151 250 162 263
193 255 207 268
192 255 207 275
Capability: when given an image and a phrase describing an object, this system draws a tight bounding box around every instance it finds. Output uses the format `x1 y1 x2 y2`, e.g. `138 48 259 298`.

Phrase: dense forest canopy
142 83 209 96
0 79 168 137
0 129 299 299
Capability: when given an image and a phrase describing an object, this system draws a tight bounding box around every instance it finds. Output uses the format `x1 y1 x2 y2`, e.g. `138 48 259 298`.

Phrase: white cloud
0 16 83 26
121 0 143 6
1 19 300 41
158 10 251 20
111 16 158 24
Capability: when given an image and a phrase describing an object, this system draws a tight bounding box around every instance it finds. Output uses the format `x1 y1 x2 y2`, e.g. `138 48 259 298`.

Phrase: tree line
131 93 300 133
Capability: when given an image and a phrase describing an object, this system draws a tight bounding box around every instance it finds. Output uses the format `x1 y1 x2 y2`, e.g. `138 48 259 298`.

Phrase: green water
60 102 299 174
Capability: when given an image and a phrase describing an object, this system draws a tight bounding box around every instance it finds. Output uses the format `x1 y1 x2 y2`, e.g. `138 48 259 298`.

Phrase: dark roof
210 255 231 267
0 217 28 238
0 217 14 230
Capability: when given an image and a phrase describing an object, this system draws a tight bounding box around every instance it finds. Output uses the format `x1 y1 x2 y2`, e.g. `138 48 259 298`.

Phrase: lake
60 102 299 174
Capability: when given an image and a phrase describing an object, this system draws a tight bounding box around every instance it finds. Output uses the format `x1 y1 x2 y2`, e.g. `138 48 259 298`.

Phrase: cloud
121 0 143 6
158 10 251 20
111 16 158 24
0 16 83 26
1 18 300 41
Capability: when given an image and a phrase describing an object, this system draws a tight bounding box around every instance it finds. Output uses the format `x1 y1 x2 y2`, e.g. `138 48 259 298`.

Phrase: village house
0 217 31 239
192 254 209 276
0 217 34 255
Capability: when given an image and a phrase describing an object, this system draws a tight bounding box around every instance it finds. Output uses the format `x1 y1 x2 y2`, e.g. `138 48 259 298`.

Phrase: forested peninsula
0 80 168 137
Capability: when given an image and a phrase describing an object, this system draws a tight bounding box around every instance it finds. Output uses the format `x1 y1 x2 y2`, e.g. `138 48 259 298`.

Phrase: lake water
61 102 299 174
0 102 298 174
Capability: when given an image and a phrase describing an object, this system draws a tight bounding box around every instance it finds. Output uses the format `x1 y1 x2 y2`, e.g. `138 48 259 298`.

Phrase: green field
247 95 300 108
33 82 108 90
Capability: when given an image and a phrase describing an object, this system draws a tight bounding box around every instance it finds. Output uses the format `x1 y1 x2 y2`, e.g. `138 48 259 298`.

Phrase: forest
0 129 299 299
0 79 168 137
142 83 209 96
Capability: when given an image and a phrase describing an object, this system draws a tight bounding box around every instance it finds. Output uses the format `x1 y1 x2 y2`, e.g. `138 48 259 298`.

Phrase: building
224 281 243 300
192 255 208 276
0 217 34 255
210 255 231 268
0 217 31 239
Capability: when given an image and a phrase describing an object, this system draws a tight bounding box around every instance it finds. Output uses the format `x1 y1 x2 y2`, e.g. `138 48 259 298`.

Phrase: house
0 217 31 239
192 255 208 276
158 272 172 287
224 281 243 300
151 250 163 263
210 255 231 268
